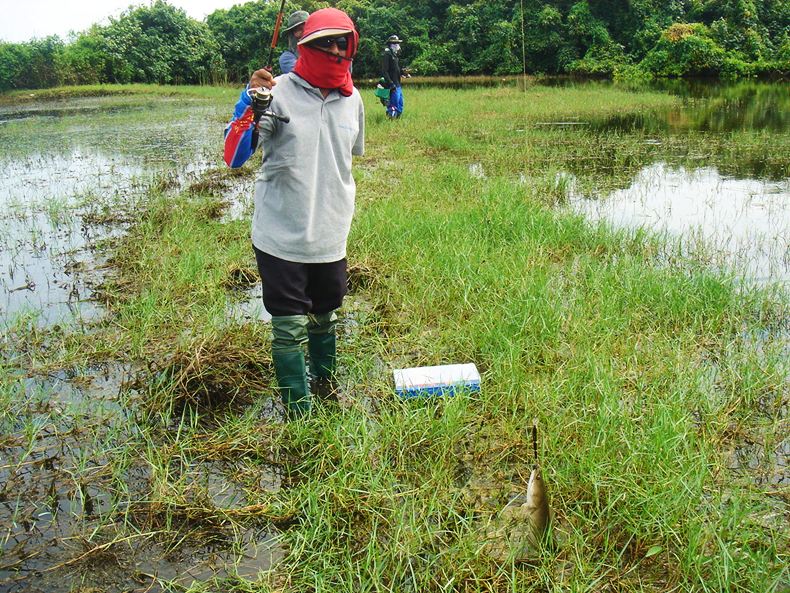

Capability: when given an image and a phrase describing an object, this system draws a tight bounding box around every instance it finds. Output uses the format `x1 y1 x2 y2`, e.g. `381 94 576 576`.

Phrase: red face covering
292 8 358 97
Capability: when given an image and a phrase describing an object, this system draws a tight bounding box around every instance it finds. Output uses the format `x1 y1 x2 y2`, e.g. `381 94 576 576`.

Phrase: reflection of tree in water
682 83 789 133
595 81 789 133
580 82 789 181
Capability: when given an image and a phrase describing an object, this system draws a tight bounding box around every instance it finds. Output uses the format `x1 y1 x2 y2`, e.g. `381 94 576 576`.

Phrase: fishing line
531 418 539 466
520 0 527 82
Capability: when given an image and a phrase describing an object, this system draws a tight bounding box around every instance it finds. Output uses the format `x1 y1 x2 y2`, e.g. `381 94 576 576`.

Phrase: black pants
253 246 347 316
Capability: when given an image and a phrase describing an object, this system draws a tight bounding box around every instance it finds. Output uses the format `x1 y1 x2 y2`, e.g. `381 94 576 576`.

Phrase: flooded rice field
0 82 788 590
0 96 246 328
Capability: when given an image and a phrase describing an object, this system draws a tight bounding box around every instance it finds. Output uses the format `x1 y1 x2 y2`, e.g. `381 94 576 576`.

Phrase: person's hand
249 68 276 90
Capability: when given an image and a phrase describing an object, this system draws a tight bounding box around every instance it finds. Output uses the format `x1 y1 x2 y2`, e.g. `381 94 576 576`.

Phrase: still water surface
566 82 789 287
0 96 227 327
569 162 789 285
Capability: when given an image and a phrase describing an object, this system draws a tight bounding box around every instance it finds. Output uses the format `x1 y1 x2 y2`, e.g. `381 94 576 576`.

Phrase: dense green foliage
1 1 224 90
1 0 788 90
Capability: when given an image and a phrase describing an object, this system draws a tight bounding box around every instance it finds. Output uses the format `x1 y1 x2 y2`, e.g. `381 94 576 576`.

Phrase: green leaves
1 0 788 90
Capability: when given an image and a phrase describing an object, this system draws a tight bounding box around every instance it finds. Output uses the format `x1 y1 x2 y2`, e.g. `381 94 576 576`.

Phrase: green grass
1 83 787 592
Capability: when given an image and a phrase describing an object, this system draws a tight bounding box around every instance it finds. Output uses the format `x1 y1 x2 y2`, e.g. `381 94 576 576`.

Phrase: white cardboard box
393 363 481 398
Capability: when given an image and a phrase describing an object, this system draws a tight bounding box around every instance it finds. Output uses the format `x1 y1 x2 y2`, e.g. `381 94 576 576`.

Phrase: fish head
525 467 547 508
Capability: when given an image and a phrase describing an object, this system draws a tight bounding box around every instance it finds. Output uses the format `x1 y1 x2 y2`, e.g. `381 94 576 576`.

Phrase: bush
568 43 629 76
56 28 109 85
721 56 755 79
640 23 727 77
613 63 653 83
0 38 64 90
0 43 29 91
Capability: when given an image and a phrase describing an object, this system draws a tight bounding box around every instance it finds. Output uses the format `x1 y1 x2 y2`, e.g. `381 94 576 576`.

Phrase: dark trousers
253 245 348 316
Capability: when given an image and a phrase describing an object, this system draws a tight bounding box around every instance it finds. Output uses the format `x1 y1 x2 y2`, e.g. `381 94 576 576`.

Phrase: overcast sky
0 0 245 43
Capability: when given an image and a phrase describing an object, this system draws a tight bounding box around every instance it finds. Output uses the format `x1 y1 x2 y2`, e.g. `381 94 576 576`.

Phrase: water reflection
592 83 789 134
0 360 284 592
0 150 152 206
0 211 108 328
227 282 272 324
569 162 790 286
0 149 144 327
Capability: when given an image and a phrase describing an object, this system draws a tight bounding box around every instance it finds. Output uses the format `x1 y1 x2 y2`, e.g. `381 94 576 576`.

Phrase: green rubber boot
308 311 338 379
271 315 310 418
308 311 338 402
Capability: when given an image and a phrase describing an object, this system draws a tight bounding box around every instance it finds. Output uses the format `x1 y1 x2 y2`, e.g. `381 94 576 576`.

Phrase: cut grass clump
144 325 271 415
186 165 255 198
223 265 259 291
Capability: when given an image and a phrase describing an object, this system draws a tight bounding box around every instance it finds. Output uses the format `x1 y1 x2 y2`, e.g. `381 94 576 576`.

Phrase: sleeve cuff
240 85 252 105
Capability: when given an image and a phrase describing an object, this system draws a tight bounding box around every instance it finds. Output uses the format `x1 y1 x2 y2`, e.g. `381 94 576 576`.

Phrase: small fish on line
481 418 552 563
521 418 551 548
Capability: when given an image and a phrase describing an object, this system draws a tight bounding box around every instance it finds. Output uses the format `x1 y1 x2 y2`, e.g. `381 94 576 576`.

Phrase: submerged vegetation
0 82 788 591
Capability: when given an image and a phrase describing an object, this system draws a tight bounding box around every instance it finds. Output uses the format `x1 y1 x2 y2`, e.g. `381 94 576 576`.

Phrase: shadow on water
227 281 273 325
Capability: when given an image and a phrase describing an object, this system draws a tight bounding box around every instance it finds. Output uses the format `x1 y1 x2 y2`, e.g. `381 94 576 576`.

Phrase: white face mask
390 43 401 54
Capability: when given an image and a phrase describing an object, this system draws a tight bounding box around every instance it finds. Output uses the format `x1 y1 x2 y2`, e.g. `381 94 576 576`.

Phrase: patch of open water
0 99 222 328
554 83 790 289
0 209 115 328
228 282 272 324
568 162 790 287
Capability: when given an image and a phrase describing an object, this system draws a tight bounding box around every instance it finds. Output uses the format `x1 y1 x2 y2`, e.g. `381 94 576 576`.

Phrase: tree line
1 0 788 91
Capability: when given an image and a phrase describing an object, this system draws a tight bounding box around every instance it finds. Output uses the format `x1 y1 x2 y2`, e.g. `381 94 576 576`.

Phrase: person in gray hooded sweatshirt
278 10 309 74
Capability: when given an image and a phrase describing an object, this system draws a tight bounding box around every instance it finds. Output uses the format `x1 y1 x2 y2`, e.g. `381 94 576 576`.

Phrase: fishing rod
248 0 290 126
266 0 288 72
